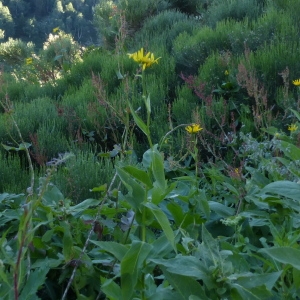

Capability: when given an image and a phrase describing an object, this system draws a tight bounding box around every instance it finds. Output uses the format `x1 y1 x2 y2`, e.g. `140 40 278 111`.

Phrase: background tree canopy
0 0 99 46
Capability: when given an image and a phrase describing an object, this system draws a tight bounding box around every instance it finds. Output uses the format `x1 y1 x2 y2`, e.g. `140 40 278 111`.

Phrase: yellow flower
127 48 161 70
224 70 229 76
292 79 300 86
288 123 298 132
53 27 60 33
185 123 203 134
25 57 33 65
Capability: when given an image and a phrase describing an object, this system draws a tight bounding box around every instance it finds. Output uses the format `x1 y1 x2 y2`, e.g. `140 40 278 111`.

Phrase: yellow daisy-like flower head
292 79 300 86
185 123 203 134
53 27 60 33
288 123 298 132
224 70 229 76
127 48 161 70
25 57 33 65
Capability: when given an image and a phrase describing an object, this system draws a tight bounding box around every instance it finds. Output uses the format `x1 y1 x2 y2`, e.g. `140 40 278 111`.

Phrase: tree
0 2 15 39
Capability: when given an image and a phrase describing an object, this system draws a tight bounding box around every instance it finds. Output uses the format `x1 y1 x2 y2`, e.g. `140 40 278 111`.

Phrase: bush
0 38 34 66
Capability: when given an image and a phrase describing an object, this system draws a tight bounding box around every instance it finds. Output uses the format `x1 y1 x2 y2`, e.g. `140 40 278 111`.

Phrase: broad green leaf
150 234 174 258
101 278 122 300
90 241 128 261
276 157 300 177
209 201 235 217
200 225 222 267
259 247 300 270
235 271 282 290
278 140 300 161
128 102 150 137
69 198 100 215
150 256 208 279
42 185 64 206
162 268 209 300
31 257 63 269
2 142 31 151
290 108 300 121
19 266 50 300
197 189 210 220
230 283 272 300
116 166 146 209
150 146 167 190
223 182 239 196
143 202 175 250
120 241 152 300
143 146 167 191
122 165 153 188
150 182 177 205
167 202 184 226
261 180 300 202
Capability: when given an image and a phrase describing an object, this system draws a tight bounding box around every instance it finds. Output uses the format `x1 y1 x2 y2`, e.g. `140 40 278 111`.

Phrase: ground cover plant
1 0 300 299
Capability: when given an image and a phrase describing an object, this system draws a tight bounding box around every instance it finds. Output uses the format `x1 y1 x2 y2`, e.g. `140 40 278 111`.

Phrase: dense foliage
0 0 98 47
1 0 300 299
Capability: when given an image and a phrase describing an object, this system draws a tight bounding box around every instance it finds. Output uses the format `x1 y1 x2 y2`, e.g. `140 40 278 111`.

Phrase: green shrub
204 0 263 27
0 97 63 143
0 150 33 193
52 151 116 202
0 38 34 66
133 10 198 51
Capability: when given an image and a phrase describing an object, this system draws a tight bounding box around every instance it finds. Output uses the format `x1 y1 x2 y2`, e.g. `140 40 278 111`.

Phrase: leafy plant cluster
1 0 300 299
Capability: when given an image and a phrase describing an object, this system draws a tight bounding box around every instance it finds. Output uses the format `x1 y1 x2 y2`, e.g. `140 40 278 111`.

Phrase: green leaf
90 241 128 261
278 140 300 161
150 234 174 258
145 94 151 114
2 142 31 151
116 166 146 209
167 202 184 226
61 222 73 262
69 198 100 215
235 271 282 291
121 241 152 300
54 54 63 61
101 278 122 300
261 180 300 202
143 202 176 251
162 268 209 300
116 69 124 79
197 189 210 220
150 145 167 190
223 182 239 196
19 266 50 300
230 283 272 300
143 145 167 190
290 108 300 121
122 165 153 188
42 185 64 206
128 102 150 137
200 224 222 267
209 201 235 217
90 184 107 193
150 256 208 279
259 247 300 270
